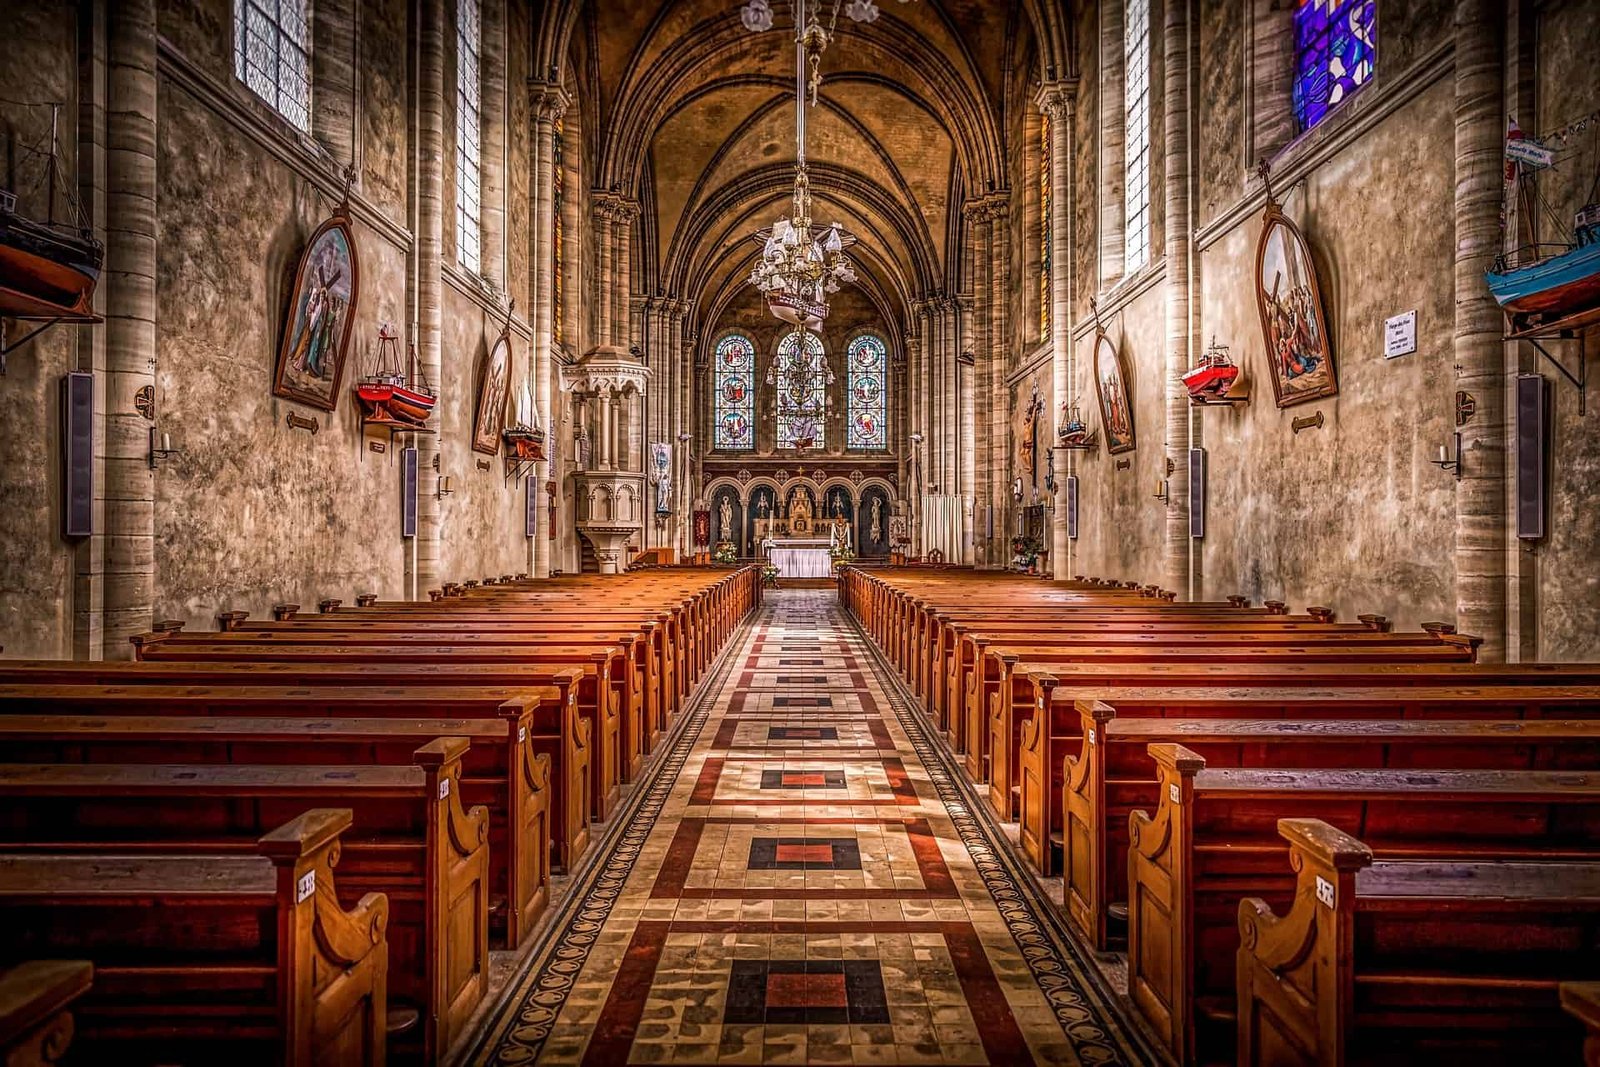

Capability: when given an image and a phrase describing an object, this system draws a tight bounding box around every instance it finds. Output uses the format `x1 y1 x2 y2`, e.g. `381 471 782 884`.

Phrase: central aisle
468 590 1151 1065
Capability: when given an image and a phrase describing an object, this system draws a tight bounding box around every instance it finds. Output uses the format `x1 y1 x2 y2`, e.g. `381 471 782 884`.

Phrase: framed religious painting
1255 197 1338 407
472 329 512 455
273 209 360 411
1093 332 1136 455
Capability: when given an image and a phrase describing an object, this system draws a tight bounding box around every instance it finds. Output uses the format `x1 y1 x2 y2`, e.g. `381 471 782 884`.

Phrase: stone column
311 0 357 170
531 84 567 579
987 197 1011 568
1037 83 1074 579
963 202 989 557
74 0 108 659
413 0 446 597
102 0 158 655
1162 0 1194 600
593 201 614 349
1454 0 1508 658
613 200 638 350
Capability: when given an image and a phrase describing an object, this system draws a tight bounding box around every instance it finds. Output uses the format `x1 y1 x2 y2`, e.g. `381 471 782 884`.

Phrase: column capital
530 81 570 122
1034 80 1077 121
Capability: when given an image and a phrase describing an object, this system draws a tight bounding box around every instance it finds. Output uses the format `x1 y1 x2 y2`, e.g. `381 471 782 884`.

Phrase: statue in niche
757 489 770 518
870 496 883 545
718 496 733 542
830 488 844 518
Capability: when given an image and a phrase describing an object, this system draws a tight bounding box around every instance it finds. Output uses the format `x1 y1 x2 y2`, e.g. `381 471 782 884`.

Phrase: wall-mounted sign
1383 310 1417 359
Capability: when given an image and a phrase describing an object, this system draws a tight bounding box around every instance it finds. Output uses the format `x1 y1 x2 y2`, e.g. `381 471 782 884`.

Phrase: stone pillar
1037 82 1074 579
311 0 357 170
1453 0 1508 658
613 200 638 350
74 0 109 659
1162 0 1194 600
413 0 446 597
102 0 158 656
593 201 614 350
987 199 1011 568
531 84 567 579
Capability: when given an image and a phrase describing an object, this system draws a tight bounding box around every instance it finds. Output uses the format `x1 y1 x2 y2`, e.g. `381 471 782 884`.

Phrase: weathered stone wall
0 3 81 658
1028 0 1600 653
1 0 539 654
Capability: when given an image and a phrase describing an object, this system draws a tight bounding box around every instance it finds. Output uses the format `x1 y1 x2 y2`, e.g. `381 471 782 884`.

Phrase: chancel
2 0 1600 1064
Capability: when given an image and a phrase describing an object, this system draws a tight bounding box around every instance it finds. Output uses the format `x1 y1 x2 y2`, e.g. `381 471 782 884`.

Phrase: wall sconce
1431 431 1462 480
437 475 455 499
1152 477 1169 503
148 426 183 469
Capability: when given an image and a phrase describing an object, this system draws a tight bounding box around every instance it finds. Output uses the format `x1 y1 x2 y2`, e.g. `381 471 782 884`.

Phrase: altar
765 538 833 579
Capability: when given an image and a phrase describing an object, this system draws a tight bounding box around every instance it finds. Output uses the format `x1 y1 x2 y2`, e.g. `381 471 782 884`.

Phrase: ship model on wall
1183 336 1242 402
355 323 437 427
503 380 546 461
0 105 103 336
1486 115 1600 330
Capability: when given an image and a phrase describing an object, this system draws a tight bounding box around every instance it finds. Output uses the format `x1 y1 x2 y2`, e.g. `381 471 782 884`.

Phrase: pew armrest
0 959 92 1048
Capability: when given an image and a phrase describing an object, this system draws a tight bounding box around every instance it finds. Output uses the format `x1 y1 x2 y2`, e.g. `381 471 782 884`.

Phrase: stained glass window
846 334 888 450
1293 0 1376 133
776 331 827 450
554 115 564 349
234 0 310 133
713 333 755 451
1124 0 1151 272
1040 111 1051 344
456 0 483 273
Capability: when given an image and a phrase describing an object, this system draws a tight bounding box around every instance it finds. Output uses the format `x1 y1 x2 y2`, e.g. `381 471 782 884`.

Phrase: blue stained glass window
713 333 755 451
1293 0 1376 133
776 331 827 450
846 334 887 450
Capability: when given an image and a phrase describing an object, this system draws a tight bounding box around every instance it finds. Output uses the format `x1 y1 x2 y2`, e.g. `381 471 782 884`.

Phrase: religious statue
757 490 770 518
870 496 883 545
789 488 813 536
718 496 733 542
830 488 843 518
830 514 851 553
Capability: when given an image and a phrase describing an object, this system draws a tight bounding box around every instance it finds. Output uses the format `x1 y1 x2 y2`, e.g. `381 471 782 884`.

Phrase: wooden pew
1563 982 1600 1067
1126 744 1600 1064
0 709 553 948
129 638 629 821
1236 819 1595 1066
1051 688 1600 947
0 809 387 1065
0 960 92 1067
0 679 591 875
984 638 1483 824
0 740 488 1061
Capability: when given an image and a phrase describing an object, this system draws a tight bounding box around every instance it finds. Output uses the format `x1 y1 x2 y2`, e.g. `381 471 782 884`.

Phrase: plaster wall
0 2 79 658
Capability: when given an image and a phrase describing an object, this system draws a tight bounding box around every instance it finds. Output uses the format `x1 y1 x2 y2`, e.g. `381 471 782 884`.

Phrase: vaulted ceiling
536 1 1070 347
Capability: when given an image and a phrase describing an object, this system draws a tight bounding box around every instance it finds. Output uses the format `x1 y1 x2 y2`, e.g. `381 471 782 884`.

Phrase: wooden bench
0 960 92 1067
1126 745 1600 1063
0 708 554 948
0 809 387 1065
128 639 629 821
1049 689 1600 946
0 679 590 875
0 741 488 1061
1562 982 1600 1067
1237 818 1595 1065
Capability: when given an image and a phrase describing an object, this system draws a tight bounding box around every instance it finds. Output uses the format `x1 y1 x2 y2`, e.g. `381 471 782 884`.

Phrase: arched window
1293 0 1376 132
846 333 888 450
712 333 755 451
1123 0 1151 272
456 0 483 272
1040 109 1051 344
234 0 310 132
775 330 827 449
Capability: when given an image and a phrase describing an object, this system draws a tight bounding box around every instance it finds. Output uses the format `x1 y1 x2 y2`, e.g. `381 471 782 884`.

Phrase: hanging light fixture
741 0 919 330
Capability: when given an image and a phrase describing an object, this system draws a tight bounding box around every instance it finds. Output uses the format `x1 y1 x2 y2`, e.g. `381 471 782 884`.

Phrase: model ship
1057 403 1090 445
1486 204 1600 321
1486 120 1600 327
0 105 103 322
503 381 546 460
355 323 436 426
1183 336 1240 401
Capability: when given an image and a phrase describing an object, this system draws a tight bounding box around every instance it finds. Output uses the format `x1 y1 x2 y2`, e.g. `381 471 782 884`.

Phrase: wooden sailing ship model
355 323 436 427
1 104 103 329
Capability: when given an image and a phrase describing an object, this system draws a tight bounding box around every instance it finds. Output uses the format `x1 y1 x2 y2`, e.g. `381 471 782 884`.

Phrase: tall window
713 333 755 451
776 331 827 450
1040 111 1051 344
234 0 310 132
553 116 565 349
1123 0 1151 272
846 334 888 450
456 0 483 273
1293 0 1376 133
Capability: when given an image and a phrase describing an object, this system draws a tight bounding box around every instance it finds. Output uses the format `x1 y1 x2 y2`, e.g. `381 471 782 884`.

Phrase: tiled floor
466 591 1151 1066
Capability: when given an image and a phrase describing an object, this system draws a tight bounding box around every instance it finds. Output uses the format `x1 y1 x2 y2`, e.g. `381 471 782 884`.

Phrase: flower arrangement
761 563 781 588
712 542 739 566
1010 535 1044 570
828 545 856 567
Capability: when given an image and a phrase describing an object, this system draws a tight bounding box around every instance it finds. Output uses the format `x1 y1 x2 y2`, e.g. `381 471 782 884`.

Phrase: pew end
0 960 92 1066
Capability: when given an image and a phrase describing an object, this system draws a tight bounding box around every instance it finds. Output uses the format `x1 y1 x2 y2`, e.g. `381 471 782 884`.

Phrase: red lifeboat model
1182 336 1240 402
